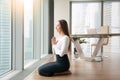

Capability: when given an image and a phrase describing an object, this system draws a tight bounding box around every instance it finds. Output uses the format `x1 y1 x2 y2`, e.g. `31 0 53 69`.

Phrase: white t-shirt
52 35 70 57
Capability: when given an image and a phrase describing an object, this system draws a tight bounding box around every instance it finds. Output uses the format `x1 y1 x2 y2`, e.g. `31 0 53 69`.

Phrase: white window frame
1 0 50 79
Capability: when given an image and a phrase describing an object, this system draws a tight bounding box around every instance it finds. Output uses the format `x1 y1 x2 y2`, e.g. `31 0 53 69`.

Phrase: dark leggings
38 55 70 77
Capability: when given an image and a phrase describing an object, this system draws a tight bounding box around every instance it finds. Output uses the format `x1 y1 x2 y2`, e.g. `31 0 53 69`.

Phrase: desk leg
73 40 84 58
92 38 105 60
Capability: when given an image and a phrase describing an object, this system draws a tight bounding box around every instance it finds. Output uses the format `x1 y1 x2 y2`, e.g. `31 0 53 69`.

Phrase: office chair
87 28 97 56
91 26 109 60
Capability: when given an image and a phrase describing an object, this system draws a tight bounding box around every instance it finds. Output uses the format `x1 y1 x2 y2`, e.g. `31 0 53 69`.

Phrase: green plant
79 39 87 44
72 37 87 44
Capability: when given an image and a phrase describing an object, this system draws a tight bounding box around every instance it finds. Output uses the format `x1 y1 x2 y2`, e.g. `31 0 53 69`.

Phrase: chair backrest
99 26 109 45
87 28 97 34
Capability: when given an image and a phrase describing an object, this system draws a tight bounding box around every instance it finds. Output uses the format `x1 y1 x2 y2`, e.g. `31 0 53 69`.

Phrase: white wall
54 0 70 37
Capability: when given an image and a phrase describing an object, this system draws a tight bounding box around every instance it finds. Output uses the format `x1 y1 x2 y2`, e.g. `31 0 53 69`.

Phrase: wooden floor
24 53 120 80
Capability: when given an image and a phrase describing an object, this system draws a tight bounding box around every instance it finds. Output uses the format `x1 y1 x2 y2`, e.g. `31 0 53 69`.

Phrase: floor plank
24 53 120 80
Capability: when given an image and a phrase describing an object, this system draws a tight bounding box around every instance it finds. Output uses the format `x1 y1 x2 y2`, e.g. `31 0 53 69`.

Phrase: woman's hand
51 36 58 45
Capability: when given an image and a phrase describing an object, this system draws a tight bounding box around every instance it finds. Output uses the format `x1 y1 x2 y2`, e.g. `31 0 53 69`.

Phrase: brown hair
58 19 71 52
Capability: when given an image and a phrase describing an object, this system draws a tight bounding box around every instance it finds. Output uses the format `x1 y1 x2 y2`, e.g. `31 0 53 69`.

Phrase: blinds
0 0 11 75
103 1 120 53
103 2 112 26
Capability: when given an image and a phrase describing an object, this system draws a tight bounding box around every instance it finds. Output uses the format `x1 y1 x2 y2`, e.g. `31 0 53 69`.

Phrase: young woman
38 19 71 77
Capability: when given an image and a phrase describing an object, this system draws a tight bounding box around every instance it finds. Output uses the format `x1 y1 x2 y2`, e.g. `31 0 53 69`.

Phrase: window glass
0 0 11 75
24 0 33 66
103 2 120 53
71 2 101 56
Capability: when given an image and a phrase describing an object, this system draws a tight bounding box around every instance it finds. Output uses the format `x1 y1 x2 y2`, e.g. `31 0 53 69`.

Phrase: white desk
71 33 120 61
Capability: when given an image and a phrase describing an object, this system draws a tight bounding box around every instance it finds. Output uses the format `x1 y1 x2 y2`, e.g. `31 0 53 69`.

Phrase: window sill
0 70 21 80
0 54 52 80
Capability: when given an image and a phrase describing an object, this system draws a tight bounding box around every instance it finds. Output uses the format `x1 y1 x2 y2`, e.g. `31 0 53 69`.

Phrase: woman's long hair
58 19 71 52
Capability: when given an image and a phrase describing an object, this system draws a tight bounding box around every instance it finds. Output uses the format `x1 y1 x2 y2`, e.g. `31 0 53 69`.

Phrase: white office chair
91 26 109 60
87 28 97 56
87 28 97 34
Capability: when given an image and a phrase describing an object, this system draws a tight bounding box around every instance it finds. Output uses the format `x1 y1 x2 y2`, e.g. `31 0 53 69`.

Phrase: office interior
0 0 120 80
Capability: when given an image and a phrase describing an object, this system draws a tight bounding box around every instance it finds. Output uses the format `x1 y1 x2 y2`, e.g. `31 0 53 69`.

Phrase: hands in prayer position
51 36 58 45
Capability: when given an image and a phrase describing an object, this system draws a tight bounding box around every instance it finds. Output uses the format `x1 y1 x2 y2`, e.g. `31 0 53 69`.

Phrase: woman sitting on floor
38 19 71 77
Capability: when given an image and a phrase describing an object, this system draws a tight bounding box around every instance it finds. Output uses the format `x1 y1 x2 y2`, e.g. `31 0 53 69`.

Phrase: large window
0 0 12 75
71 2 101 56
71 2 101 34
24 0 33 66
103 1 120 53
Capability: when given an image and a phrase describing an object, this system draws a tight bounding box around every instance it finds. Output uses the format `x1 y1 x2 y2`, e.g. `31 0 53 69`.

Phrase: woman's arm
51 36 57 54
52 36 69 57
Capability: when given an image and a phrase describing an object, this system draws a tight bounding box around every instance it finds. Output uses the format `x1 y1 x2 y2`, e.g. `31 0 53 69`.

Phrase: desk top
71 33 120 38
